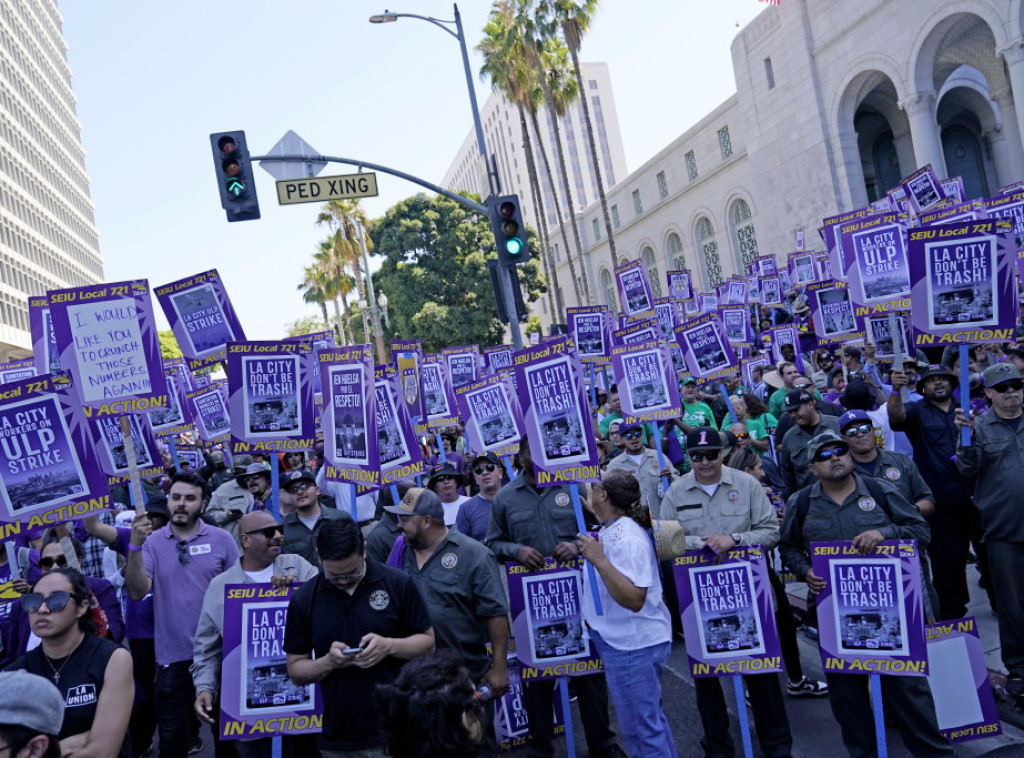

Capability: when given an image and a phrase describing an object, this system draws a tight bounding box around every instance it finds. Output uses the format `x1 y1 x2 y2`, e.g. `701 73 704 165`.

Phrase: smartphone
342 647 363 655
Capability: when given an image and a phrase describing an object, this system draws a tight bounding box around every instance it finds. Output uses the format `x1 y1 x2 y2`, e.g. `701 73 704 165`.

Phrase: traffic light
488 194 530 266
487 260 528 324
210 131 261 222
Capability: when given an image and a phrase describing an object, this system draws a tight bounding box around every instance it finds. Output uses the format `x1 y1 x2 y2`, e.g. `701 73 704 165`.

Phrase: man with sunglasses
659 426 793 758
281 470 344 568
426 463 469 527
779 432 951 757
606 422 675 512
192 511 318 757
455 452 506 542
124 472 239 758
778 388 841 493
955 362 1024 699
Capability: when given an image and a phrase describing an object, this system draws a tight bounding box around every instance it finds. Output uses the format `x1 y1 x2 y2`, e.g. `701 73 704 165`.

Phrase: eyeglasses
842 423 873 438
287 482 314 493
622 430 643 440
733 432 750 440
993 380 1024 393
21 591 82 614
812 445 849 463
244 525 284 539
473 464 498 475
38 555 69 571
324 557 366 584
689 450 720 462
176 540 191 565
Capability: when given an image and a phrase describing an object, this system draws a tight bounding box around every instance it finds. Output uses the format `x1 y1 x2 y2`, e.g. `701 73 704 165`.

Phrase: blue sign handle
651 423 670 497
569 486 603 616
732 676 754 758
349 483 358 521
270 462 280 522
436 432 447 464
871 674 888 757
167 437 180 472
588 364 597 411
503 456 515 481
960 344 971 447
719 383 739 426
559 677 577 758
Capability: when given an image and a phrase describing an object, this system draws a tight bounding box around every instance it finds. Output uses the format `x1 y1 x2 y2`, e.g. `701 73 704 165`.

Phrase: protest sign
613 318 660 347
760 277 783 307
455 373 523 459
174 444 205 473
514 337 599 486
653 298 679 342
421 359 459 430
667 343 688 377
164 358 195 395
865 313 912 359
149 369 193 439
505 558 602 681
29 296 62 375
373 364 425 486
907 219 1018 347
567 307 612 364
741 354 771 388
788 252 818 287
755 256 778 277
925 617 1001 743
838 214 911 314
187 385 231 445
720 305 753 350
48 280 168 418
287 330 335 396
888 186 910 215
155 270 246 370
610 340 681 424
0 359 36 385
482 345 514 376
822 208 869 262
815 252 833 280
810 540 927 676
672 547 782 677
697 292 719 314
318 345 379 487
807 280 864 345
746 275 761 304
391 340 426 435
227 341 314 454
443 345 480 390
901 164 946 216
918 199 987 227
940 176 965 205
0 372 111 530
220 583 322 740
766 324 803 366
675 313 738 383
722 279 749 306
89 413 164 484
667 270 693 302
984 190 1024 251
615 259 655 319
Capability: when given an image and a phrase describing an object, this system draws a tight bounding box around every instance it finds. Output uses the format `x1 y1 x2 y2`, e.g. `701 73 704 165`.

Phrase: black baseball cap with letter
686 426 722 450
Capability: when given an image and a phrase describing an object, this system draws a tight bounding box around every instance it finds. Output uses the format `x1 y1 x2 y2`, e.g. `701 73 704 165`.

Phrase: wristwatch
730 533 742 545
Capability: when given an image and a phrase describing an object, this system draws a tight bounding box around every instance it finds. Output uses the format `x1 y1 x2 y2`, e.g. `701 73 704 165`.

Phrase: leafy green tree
370 193 545 354
158 330 182 359
284 315 329 338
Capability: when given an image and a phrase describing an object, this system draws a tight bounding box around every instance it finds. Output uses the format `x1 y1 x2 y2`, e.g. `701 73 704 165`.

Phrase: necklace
43 635 85 685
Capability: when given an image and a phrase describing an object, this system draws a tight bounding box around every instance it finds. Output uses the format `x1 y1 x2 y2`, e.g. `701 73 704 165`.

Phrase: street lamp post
357 220 387 361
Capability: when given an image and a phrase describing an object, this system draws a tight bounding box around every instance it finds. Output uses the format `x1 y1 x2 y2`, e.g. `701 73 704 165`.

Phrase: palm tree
316 200 373 341
297 265 331 330
313 239 355 344
540 0 619 268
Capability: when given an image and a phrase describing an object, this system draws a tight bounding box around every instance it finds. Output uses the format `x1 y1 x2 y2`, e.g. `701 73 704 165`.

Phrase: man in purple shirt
125 472 239 758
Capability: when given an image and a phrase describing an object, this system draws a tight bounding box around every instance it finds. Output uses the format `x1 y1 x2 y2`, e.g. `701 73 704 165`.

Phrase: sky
59 0 767 340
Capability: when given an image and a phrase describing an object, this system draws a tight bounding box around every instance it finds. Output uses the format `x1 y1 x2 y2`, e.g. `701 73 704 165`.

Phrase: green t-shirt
744 413 778 457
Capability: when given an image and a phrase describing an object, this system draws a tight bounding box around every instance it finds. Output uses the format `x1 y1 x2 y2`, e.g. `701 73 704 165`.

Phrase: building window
668 233 684 269
611 204 620 229
718 127 733 160
632 189 643 216
686 151 698 181
600 269 618 310
593 218 600 241
553 243 560 262
657 171 668 199
764 58 775 89
589 80 598 90
641 246 663 298
697 217 723 287
732 199 760 269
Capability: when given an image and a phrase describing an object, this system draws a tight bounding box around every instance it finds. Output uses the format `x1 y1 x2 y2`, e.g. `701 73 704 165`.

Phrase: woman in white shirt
577 470 678 758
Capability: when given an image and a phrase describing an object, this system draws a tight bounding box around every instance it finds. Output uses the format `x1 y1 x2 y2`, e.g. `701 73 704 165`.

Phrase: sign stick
5 542 18 580
588 364 597 410
569 487 603 616
436 432 447 464
119 416 146 514
390 484 401 511
167 437 181 472
732 677 754 758
349 483 358 521
959 344 971 447
888 312 908 403
502 456 515 481
559 678 577 758
871 674 888 757
270 462 280 522
651 424 670 496
719 383 739 426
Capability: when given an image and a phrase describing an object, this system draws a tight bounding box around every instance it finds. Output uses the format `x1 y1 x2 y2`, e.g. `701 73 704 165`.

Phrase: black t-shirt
9 634 129 757
283 560 432 750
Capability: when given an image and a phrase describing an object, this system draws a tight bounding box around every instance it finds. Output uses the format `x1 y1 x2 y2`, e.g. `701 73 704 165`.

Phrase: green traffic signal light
210 131 260 222
506 237 523 255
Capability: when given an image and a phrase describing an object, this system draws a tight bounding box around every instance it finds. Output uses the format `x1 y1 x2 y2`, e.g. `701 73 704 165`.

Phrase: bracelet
127 543 142 552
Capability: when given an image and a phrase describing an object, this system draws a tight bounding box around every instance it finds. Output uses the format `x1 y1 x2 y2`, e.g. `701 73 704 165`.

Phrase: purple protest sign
48 280 168 418
681 298 700 317
391 340 426 436
0 359 36 385
455 373 523 459
610 340 681 424
925 617 1002 743
373 364 425 486
667 270 693 302
494 653 567 751
760 277 783 307
421 359 459 431
887 186 910 215
907 219 1019 347
653 299 679 342
89 413 164 485
155 270 246 371
672 547 782 677
811 540 927 676
29 296 61 375
741 354 771 387
940 176 965 205
865 313 912 360
719 305 753 350
318 345 379 488
919 199 988 227
788 252 818 287
807 280 864 345
505 558 603 680
567 307 612 364
615 259 655 319
514 337 600 486
613 318 660 347
901 164 946 216
443 345 480 390
482 345 514 376
0 373 111 528
675 313 738 383
838 213 911 315
697 292 719 314
220 583 322 740
746 275 761 304
667 343 688 378
983 190 1024 251
186 385 231 445
815 252 833 281
766 325 803 366
227 341 314 455
822 208 868 261
286 330 335 397
174 444 205 473
149 367 193 439
722 279 749 306
755 256 778 277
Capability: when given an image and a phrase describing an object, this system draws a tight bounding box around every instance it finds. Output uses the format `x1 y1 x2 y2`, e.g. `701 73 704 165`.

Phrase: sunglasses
733 432 749 440
21 591 81 614
842 423 873 438
176 540 191 565
473 464 498 475
793 383 811 390
812 444 849 463
244 525 284 539
993 380 1024 393
433 475 457 483
38 555 69 571
622 430 643 440
689 450 720 462
287 482 314 493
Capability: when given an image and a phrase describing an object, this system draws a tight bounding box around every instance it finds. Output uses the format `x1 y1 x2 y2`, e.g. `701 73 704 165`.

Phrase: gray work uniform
281 505 344 567
852 449 933 507
606 447 671 512
778 415 841 493
486 475 586 561
778 474 950 758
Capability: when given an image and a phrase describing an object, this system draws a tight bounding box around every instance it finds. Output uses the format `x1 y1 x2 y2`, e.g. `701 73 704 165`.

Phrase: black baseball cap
784 388 815 411
685 426 722 450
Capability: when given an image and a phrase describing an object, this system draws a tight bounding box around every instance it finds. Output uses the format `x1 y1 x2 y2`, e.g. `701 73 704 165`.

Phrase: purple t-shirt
114 527 155 639
142 522 239 665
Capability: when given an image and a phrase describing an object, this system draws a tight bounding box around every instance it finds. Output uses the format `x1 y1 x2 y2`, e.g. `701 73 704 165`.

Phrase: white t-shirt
442 494 470 527
581 517 672 650
243 564 275 583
